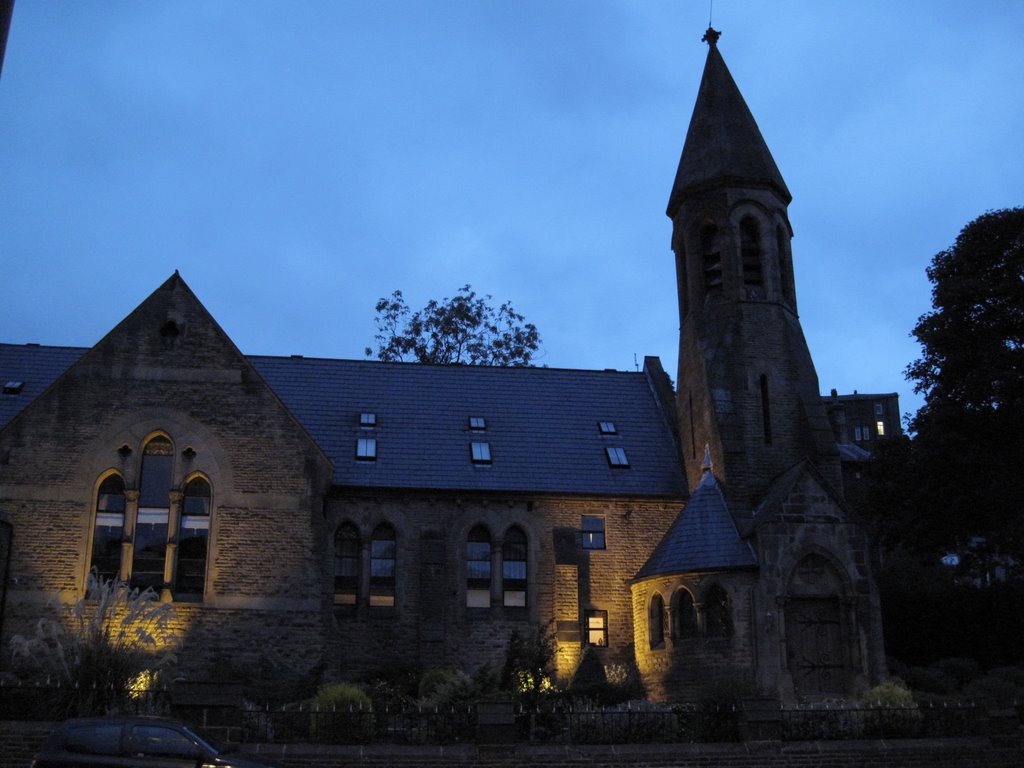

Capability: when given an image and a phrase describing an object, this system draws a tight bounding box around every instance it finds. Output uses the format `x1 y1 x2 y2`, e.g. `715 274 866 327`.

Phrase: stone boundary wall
2 722 1021 768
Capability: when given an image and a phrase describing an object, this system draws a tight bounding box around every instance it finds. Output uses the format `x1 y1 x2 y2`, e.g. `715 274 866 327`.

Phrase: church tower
668 28 840 509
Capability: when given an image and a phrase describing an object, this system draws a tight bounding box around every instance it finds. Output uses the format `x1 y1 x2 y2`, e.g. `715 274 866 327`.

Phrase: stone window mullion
121 489 140 583
162 490 183 601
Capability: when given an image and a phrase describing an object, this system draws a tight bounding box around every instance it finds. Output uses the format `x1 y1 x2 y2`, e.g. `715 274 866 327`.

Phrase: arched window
334 523 360 605
740 216 763 288
777 225 794 305
175 476 210 600
502 526 527 608
91 474 125 582
132 436 173 590
466 525 491 608
701 224 722 295
704 584 733 638
672 588 697 640
369 523 396 607
649 593 665 648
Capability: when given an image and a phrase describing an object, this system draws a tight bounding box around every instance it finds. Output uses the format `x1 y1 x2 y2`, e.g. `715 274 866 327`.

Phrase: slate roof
634 470 757 580
0 343 686 498
666 32 791 218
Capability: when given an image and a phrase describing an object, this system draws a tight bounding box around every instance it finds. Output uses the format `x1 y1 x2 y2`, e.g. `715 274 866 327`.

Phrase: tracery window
370 523 396 607
175 476 210 599
334 523 360 605
466 525 491 608
132 436 173 590
502 526 527 608
91 474 126 582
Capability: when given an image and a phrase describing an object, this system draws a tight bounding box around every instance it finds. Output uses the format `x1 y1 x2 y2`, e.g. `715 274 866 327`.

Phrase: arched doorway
784 553 851 697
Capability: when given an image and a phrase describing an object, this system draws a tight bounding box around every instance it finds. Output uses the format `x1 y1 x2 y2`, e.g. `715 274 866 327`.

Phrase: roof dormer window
469 416 486 431
359 412 377 428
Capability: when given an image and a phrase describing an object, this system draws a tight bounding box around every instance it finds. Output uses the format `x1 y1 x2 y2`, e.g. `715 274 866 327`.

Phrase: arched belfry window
370 523 396 607
704 584 733 638
701 223 722 295
91 474 126 582
334 523 360 605
175 476 210 600
672 588 697 640
502 526 527 608
741 216 763 289
132 436 173 590
649 593 665 648
466 525 491 608
777 225 795 306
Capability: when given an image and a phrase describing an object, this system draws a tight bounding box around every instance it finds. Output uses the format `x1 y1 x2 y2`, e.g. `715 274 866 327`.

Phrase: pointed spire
701 443 714 476
667 29 791 218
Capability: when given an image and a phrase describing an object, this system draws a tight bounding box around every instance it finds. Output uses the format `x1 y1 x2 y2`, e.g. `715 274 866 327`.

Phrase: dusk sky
2 2 1022 423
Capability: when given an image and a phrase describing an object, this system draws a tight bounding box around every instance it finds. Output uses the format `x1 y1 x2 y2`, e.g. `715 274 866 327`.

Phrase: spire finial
702 27 721 47
701 444 713 474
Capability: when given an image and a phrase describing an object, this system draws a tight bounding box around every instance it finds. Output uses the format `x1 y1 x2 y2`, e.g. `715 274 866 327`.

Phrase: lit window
471 441 492 464
466 525 491 608
502 526 527 608
334 523 360 605
133 436 173 591
2 380 24 395
605 446 629 467
876 421 886 437
90 474 126 583
369 523 396 607
360 412 376 427
469 416 486 430
598 421 617 435
356 437 377 460
649 593 665 648
581 515 606 550
584 609 608 647
175 476 210 600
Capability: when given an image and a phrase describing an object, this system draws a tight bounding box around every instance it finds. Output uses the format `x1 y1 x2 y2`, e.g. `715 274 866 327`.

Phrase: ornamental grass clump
859 679 921 737
310 682 374 743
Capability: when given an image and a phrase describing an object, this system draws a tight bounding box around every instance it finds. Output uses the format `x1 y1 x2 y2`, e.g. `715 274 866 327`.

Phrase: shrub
310 682 374 743
859 679 921 737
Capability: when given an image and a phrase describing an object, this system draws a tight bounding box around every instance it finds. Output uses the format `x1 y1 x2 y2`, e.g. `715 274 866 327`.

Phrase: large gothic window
175 476 210 600
704 584 733 638
502 526 527 608
740 216 763 289
132 436 173 590
466 525 491 608
370 523 396 607
91 474 126 582
334 523 360 605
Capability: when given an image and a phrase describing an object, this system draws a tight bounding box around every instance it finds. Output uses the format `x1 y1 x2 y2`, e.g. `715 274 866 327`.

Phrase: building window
704 584 733 638
672 588 698 639
356 437 377 460
584 609 608 647
502 526 527 608
649 593 665 648
471 441 492 464
360 412 376 427
90 474 126 582
466 525 491 608
469 416 486 430
581 515 606 550
132 436 173 590
175 476 210 600
740 216 763 288
874 402 883 417
605 447 629 467
701 224 722 295
2 380 24 395
369 523 396 607
598 421 617 435
334 523 360 605
876 420 886 437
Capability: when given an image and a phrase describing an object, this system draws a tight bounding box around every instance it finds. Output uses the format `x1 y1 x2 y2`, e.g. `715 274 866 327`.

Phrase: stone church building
0 30 886 702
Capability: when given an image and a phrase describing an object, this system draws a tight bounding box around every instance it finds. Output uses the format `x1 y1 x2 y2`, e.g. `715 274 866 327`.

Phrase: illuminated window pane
876 421 885 437
585 609 608 647
356 437 377 460
502 526 527 608
370 524 396 607
471 442 491 464
467 526 491 607
605 447 629 467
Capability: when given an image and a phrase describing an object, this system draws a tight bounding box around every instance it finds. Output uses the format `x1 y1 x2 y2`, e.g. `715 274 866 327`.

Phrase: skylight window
469 416 486 431
356 438 377 460
359 412 377 427
598 421 617 435
470 442 492 464
2 381 24 395
606 447 629 467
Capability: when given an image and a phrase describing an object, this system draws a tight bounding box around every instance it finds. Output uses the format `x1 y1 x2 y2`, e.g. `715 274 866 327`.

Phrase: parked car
30 715 277 768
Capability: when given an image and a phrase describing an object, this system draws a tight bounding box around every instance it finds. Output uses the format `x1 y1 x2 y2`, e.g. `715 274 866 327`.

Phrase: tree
903 207 1024 579
365 285 541 366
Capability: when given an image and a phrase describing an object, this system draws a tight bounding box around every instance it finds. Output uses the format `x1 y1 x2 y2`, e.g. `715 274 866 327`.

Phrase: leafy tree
365 285 541 366
904 207 1024 579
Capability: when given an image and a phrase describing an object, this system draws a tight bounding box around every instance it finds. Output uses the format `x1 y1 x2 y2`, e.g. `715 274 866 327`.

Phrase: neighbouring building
0 28 886 703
